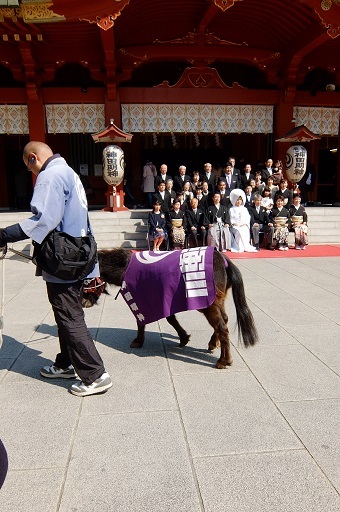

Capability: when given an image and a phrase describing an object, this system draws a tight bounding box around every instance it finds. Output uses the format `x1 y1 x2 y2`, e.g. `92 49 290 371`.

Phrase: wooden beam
117 44 277 67
100 27 116 101
19 42 38 100
198 3 220 33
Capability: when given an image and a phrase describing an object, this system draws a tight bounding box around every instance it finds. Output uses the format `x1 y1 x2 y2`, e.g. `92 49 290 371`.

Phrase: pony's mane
98 248 132 286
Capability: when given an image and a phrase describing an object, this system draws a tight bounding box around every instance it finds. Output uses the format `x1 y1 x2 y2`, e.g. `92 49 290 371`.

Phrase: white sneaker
70 372 112 397
278 246 285 251
40 364 78 379
284 246 289 251
295 245 301 250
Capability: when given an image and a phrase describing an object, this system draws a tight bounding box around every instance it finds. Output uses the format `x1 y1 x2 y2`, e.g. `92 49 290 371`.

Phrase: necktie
257 207 260 214
227 175 231 186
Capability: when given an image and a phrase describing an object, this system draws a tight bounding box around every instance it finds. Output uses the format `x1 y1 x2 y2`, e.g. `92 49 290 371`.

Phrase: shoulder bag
32 216 97 281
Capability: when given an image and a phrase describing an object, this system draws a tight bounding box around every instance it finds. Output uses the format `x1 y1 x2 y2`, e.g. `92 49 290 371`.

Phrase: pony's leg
166 315 190 347
202 299 233 369
208 332 220 352
130 324 145 348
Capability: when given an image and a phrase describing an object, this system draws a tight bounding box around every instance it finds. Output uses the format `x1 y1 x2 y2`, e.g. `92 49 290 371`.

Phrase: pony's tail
225 257 258 348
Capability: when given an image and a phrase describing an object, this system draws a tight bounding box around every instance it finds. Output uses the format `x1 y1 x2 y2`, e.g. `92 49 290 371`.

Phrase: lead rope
0 245 7 350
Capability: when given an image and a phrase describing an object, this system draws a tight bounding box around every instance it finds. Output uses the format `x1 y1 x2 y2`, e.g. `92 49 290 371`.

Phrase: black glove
0 229 6 249
0 224 29 246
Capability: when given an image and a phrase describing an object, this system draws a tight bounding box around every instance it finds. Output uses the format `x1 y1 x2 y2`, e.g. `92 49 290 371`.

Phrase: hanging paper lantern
102 145 125 186
285 145 307 183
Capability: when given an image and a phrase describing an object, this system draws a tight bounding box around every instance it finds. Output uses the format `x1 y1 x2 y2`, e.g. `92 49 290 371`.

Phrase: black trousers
46 281 105 385
189 228 207 247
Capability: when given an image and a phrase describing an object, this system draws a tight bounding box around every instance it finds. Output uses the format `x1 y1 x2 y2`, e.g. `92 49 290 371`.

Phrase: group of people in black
147 158 308 252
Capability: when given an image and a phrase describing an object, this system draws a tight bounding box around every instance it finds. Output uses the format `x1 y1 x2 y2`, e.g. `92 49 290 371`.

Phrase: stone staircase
305 207 340 244
0 207 340 254
89 209 150 250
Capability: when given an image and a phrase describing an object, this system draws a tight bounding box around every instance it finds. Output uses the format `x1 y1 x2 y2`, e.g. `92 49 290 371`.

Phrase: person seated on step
289 193 308 250
148 199 168 252
186 197 207 247
229 189 258 253
249 193 274 251
206 192 231 252
167 198 187 250
268 194 291 251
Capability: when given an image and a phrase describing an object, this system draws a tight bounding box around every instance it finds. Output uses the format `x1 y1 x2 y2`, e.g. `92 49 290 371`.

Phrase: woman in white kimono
229 189 258 253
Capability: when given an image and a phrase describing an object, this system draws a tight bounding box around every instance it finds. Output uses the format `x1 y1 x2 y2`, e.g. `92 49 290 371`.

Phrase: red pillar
26 95 46 186
273 97 294 176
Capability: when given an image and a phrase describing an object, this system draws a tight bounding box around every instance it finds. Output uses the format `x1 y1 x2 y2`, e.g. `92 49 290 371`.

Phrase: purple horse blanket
120 247 223 325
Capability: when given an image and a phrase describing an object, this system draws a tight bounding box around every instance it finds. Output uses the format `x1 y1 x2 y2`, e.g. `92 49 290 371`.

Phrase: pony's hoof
130 339 144 348
179 335 190 347
216 358 233 369
82 297 96 308
208 340 220 352
208 343 220 352
215 361 227 369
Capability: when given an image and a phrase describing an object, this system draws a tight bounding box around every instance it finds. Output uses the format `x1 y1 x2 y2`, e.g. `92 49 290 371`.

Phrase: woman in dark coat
148 200 168 251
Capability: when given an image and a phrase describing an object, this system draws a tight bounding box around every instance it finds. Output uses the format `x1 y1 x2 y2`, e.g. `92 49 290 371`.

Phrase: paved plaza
1 249 340 511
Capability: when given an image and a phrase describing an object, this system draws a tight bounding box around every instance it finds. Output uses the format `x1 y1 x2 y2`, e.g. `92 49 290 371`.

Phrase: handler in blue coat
0 141 112 397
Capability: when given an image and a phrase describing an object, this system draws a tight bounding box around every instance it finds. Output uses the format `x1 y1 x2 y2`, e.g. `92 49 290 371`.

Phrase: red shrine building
0 0 339 208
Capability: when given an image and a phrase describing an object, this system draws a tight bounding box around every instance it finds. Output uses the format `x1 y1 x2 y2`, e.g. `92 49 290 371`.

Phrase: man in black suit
154 163 171 189
200 162 216 193
261 158 274 182
240 163 255 190
186 197 207 247
195 186 209 212
249 193 274 250
244 184 255 209
228 157 241 181
173 165 191 194
215 178 231 207
221 163 239 195
152 181 172 213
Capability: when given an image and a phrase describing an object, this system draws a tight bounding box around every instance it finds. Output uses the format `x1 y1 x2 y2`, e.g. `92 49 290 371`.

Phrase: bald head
23 141 54 175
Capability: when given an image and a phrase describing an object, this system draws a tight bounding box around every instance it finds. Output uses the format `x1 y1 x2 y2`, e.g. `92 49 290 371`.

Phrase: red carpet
228 244 340 259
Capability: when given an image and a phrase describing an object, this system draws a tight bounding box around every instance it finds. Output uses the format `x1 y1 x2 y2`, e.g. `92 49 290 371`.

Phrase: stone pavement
1 251 340 511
